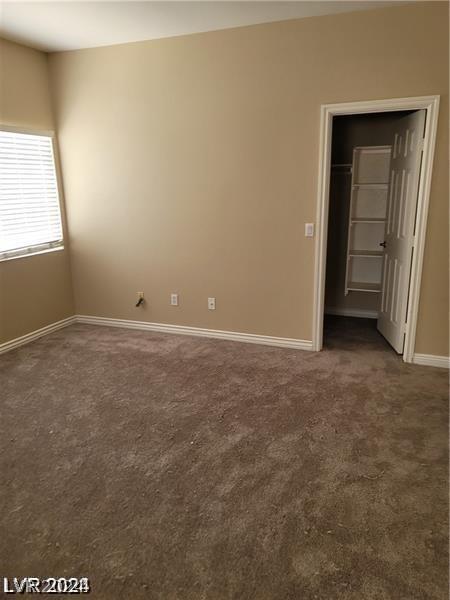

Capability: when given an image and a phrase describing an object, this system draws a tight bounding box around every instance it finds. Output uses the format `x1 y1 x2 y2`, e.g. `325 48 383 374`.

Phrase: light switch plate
305 223 314 237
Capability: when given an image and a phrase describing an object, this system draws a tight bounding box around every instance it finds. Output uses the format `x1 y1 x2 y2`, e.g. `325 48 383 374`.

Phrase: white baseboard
325 307 379 319
412 353 450 369
2 315 446 366
76 315 313 351
0 316 77 355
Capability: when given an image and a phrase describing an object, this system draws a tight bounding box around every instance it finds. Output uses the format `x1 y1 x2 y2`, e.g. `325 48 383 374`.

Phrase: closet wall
325 112 411 317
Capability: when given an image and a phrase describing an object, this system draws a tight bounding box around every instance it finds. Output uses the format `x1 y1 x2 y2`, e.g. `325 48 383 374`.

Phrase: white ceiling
1 1 408 53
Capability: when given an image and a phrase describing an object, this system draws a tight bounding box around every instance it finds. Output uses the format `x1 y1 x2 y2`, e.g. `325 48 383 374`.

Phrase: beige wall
48 2 448 355
0 39 74 343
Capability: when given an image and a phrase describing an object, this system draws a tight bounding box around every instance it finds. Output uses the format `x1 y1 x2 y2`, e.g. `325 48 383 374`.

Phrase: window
0 130 64 261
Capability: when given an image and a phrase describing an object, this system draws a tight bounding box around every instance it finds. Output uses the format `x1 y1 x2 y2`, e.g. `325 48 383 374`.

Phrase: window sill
0 245 65 263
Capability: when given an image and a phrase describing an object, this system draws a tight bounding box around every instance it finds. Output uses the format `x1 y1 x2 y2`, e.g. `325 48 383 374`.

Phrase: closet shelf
347 281 382 293
351 218 386 224
349 250 383 257
331 164 352 175
345 145 392 297
352 183 389 189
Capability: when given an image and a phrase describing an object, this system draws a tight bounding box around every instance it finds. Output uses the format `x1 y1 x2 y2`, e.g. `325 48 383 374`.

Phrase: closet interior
324 111 413 323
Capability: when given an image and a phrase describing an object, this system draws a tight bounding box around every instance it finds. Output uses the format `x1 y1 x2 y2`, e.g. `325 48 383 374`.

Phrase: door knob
379 241 387 248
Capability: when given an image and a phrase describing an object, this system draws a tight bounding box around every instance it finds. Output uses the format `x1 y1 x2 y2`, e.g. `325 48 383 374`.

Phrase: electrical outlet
171 293 179 306
208 297 216 310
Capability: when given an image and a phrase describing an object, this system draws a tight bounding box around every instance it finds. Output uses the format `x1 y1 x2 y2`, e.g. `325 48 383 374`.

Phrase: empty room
0 1 448 599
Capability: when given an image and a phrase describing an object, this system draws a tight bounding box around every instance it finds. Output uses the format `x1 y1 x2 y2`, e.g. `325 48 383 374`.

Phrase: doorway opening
325 110 421 353
313 96 440 363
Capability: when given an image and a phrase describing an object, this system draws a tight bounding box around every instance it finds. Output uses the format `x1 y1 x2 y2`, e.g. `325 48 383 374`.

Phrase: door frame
312 95 440 362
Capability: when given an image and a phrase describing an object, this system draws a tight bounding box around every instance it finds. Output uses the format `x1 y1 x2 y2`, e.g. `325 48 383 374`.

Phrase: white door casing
313 96 440 362
377 110 426 353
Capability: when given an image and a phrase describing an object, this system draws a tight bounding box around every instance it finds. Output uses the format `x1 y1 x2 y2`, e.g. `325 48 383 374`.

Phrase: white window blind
0 130 64 261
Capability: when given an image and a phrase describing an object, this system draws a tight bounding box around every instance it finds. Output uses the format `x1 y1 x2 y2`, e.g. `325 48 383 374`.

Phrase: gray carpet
0 317 448 599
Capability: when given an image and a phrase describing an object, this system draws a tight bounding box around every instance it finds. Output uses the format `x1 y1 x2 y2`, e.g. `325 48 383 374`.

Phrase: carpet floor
0 317 448 600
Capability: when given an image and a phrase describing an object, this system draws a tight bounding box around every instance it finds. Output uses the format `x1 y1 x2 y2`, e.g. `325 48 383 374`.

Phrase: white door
378 110 426 353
